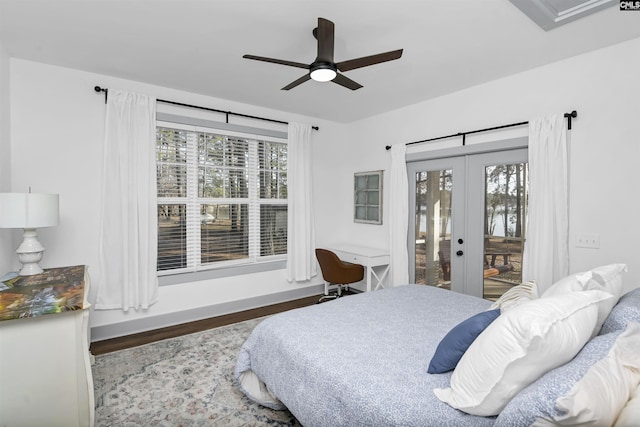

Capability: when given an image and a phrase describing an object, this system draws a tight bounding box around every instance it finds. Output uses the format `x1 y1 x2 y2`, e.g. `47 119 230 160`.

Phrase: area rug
92 317 301 426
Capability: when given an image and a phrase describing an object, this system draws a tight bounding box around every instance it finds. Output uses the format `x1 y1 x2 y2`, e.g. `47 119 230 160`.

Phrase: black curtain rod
384 110 577 151
94 86 319 131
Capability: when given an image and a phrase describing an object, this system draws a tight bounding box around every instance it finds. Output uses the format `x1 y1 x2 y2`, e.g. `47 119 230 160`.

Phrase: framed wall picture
354 170 383 225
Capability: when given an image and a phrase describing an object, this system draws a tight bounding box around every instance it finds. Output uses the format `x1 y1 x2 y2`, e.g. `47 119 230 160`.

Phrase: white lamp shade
0 193 59 229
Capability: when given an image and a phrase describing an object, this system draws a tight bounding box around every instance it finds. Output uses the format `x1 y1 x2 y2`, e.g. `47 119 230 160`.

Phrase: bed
235 265 640 427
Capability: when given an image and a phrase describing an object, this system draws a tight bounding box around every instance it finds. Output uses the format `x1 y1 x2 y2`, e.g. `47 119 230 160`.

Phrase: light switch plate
576 234 600 249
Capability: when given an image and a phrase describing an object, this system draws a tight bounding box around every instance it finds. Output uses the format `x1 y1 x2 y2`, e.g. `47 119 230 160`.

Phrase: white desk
328 245 390 292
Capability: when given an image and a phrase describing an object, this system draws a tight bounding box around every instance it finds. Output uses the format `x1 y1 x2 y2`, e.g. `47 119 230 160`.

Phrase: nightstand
0 265 94 427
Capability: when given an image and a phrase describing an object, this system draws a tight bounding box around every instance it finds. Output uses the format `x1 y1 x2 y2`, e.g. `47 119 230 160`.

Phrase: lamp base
16 228 45 276
18 262 44 276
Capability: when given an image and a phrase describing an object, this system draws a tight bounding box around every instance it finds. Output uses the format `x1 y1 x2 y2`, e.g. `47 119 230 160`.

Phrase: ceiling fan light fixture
243 17 403 90
310 62 337 82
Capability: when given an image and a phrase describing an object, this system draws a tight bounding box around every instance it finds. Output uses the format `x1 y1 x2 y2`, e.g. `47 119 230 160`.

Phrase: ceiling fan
243 17 403 91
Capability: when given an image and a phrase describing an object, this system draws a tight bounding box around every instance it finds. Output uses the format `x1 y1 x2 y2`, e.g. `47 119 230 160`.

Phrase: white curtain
522 114 569 291
389 144 409 285
95 90 159 311
286 122 317 282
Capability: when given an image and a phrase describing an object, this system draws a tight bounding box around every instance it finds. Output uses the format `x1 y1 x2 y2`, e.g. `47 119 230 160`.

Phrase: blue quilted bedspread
235 284 496 427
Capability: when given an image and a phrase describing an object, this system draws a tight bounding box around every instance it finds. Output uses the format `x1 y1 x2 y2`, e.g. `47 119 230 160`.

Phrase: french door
408 148 528 299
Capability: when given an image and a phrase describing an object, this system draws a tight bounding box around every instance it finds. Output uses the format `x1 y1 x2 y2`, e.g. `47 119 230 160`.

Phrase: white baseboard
90 283 325 342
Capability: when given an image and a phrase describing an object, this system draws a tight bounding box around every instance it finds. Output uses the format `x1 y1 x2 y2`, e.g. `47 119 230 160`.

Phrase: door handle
456 250 464 256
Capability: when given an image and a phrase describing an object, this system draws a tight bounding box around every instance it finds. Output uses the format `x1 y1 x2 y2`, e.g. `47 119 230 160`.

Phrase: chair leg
319 281 336 303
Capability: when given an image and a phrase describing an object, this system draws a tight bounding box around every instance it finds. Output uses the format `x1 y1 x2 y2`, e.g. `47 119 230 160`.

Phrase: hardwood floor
90 294 324 355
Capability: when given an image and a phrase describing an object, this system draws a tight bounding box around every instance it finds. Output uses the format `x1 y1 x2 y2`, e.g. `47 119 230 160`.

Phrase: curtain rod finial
564 110 577 130
94 85 108 103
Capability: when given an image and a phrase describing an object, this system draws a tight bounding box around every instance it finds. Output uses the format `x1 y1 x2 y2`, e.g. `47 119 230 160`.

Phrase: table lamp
0 192 59 275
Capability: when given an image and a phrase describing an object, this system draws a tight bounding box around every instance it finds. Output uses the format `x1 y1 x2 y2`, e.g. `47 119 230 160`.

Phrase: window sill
158 259 287 286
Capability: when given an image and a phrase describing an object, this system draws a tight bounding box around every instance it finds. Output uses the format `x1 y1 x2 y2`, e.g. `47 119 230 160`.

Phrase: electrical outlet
576 234 600 249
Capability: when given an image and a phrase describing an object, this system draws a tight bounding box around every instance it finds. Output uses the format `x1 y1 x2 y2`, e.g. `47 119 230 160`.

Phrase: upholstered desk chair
315 248 364 302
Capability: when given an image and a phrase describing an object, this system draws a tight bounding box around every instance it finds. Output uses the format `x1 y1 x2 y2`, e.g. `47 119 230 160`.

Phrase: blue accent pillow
428 309 501 374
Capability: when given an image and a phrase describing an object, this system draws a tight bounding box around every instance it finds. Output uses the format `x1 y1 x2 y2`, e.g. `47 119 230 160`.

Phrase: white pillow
543 264 628 336
489 280 537 312
532 322 640 427
543 264 627 299
590 263 627 301
433 290 614 416
615 382 640 427
542 270 593 297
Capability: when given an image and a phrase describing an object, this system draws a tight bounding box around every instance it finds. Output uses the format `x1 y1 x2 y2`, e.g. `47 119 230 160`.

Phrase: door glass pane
415 169 453 288
483 163 528 300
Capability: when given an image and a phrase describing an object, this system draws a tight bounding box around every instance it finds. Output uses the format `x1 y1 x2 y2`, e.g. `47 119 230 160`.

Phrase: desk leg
372 264 391 291
366 267 372 292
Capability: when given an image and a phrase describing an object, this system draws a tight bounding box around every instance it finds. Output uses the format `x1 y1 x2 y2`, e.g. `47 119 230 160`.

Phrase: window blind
156 121 287 275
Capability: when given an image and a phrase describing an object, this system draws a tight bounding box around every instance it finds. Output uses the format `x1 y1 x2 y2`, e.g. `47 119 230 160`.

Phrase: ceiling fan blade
336 49 403 72
282 74 312 90
316 18 335 63
243 54 309 70
332 73 363 91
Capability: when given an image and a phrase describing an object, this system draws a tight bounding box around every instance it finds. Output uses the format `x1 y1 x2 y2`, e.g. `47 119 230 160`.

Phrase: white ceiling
1 0 639 123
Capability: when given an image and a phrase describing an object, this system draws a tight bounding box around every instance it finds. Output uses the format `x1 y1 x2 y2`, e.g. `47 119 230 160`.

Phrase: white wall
9 59 340 340
315 36 640 294
9 36 640 340
0 40 13 274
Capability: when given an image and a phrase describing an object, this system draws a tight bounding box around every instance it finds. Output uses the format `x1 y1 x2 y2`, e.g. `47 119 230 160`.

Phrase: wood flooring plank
90 294 323 355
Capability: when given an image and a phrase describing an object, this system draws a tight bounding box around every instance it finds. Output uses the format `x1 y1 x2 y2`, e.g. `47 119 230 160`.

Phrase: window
354 170 383 224
156 122 287 277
